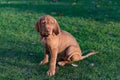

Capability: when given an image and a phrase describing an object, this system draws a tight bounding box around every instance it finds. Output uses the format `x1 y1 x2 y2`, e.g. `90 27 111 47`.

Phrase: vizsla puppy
35 15 97 76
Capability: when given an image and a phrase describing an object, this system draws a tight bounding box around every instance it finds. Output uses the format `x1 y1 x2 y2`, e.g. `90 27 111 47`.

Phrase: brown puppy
35 15 97 76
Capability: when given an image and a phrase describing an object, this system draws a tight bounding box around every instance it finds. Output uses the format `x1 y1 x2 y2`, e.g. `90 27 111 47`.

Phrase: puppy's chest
41 36 58 47
41 38 50 46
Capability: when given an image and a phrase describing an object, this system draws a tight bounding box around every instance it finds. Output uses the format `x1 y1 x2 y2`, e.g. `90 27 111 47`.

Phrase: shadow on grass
0 40 44 64
0 1 120 22
0 40 48 77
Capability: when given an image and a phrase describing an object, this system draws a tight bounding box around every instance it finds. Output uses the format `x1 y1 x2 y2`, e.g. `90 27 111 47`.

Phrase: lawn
0 0 120 80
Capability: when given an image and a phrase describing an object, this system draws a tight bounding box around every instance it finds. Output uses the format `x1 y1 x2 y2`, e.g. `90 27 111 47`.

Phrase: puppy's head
35 15 61 37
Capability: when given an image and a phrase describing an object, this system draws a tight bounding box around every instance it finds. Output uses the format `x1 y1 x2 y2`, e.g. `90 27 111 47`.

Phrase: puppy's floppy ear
53 20 61 35
35 20 40 32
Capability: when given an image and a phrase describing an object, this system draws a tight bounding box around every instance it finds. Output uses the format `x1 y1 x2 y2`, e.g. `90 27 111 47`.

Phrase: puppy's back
58 30 80 53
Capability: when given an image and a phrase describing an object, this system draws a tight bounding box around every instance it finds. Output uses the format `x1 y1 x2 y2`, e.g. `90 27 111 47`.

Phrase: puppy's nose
46 28 51 32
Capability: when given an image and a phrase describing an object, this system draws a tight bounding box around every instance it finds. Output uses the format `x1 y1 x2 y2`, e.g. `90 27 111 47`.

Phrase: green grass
0 0 120 80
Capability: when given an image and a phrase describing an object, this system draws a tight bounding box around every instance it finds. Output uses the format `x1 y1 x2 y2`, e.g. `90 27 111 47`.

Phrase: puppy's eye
41 20 46 24
51 21 54 24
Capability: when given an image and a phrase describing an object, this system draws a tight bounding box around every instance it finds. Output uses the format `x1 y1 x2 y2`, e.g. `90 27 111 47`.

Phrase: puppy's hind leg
58 61 71 66
58 52 81 66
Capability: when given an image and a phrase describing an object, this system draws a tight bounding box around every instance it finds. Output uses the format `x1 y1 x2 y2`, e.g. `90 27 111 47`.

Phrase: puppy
35 15 97 76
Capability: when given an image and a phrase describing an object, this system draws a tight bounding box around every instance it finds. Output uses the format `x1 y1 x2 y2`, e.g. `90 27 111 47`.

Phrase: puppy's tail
71 51 98 67
80 51 99 60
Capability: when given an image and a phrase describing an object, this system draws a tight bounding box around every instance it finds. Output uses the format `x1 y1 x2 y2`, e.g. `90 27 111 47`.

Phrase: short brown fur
35 15 97 76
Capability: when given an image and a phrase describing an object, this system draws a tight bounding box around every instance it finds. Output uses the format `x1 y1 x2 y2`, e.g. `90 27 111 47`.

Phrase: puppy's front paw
47 69 55 76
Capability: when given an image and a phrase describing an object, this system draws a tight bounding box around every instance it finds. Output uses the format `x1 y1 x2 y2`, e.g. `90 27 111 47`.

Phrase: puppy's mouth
41 32 50 37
